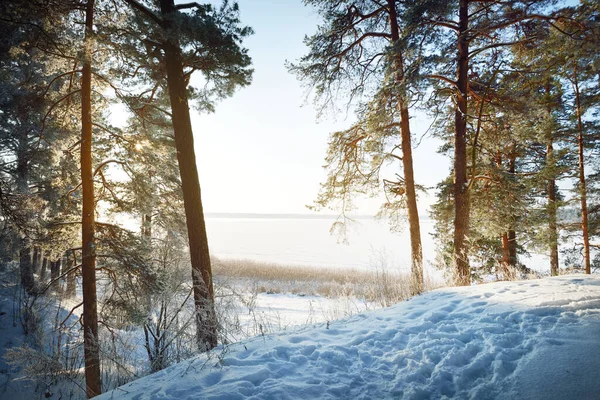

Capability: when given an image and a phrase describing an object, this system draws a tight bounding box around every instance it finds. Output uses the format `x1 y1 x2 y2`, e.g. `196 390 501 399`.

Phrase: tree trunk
508 229 518 268
141 213 153 316
158 0 217 351
64 251 77 298
142 214 152 239
32 246 41 275
507 145 519 270
547 167 559 276
50 257 60 291
387 0 423 294
496 152 512 280
545 82 559 277
573 69 590 274
19 244 34 295
501 232 512 280
40 253 48 284
81 0 102 396
453 0 471 286
16 125 34 293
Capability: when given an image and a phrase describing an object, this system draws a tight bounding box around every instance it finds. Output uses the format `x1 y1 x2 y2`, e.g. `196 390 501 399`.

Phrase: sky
189 0 449 215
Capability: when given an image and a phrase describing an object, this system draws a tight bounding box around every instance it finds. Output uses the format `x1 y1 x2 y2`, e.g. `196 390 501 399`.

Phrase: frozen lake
206 215 436 271
205 214 554 275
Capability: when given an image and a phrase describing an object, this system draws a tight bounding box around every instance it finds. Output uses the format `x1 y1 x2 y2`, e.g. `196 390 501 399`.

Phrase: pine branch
42 70 83 97
122 0 162 25
93 159 127 177
32 263 82 304
330 32 392 63
60 301 84 329
424 19 460 32
92 123 132 144
425 74 458 88
175 2 203 11
39 89 82 144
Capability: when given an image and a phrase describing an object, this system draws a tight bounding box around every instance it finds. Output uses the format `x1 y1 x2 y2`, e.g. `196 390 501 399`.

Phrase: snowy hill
97 275 600 400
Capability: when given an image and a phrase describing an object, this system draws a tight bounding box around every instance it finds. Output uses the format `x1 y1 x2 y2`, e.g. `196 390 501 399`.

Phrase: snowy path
98 275 600 400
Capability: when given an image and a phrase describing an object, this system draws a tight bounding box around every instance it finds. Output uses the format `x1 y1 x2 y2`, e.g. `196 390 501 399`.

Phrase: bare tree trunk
81 0 101 396
387 0 423 294
158 0 217 351
16 127 34 293
496 152 512 280
545 83 559 277
19 244 34 294
32 246 41 275
50 257 60 291
547 170 559 276
501 233 512 279
40 253 48 284
507 145 519 271
142 214 152 239
64 251 76 298
573 69 590 274
508 229 518 268
453 0 471 286
141 213 153 317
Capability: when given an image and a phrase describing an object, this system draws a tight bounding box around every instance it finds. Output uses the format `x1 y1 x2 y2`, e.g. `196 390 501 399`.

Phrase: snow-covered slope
98 275 600 400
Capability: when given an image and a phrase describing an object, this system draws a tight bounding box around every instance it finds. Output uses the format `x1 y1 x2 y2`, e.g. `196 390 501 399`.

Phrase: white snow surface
98 275 600 400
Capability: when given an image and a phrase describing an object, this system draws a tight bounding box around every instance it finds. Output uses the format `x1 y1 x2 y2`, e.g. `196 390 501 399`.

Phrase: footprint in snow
440 304 457 313
288 336 308 344
407 310 427 318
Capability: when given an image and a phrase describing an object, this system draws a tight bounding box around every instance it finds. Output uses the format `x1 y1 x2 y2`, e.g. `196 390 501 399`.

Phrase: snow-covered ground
97 275 600 400
233 293 371 335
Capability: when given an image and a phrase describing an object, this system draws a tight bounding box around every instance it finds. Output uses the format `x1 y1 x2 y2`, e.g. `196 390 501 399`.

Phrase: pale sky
190 0 449 215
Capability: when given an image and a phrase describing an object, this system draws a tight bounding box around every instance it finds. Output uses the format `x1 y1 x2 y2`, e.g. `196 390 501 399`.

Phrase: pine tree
555 3 600 274
290 0 436 293
118 0 252 350
419 0 564 284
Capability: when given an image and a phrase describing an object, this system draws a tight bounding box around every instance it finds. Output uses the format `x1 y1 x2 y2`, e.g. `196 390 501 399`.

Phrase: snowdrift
98 275 600 400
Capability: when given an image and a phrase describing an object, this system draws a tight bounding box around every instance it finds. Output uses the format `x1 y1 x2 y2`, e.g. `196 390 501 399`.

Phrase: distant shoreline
205 212 369 219
205 212 431 221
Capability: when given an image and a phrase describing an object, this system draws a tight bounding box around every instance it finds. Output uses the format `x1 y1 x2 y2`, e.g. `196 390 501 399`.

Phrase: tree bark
32 246 41 275
64 251 77 298
547 159 559 276
81 0 102 396
573 69 590 274
50 257 60 290
142 214 152 239
387 0 423 294
19 244 34 294
158 0 217 351
508 229 518 269
16 124 34 294
40 253 48 284
507 145 519 270
453 0 471 286
501 232 511 278
496 152 512 280
545 82 559 277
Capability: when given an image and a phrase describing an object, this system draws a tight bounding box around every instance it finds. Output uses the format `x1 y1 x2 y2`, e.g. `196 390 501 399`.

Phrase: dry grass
212 257 440 306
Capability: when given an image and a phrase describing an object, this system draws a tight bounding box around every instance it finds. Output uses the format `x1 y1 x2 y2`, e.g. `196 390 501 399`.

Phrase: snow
0 281 29 399
0 277 89 400
234 293 370 335
97 275 600 400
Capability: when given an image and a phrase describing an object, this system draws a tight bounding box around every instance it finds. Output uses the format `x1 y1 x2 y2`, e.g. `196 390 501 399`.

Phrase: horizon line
205 212 432 220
